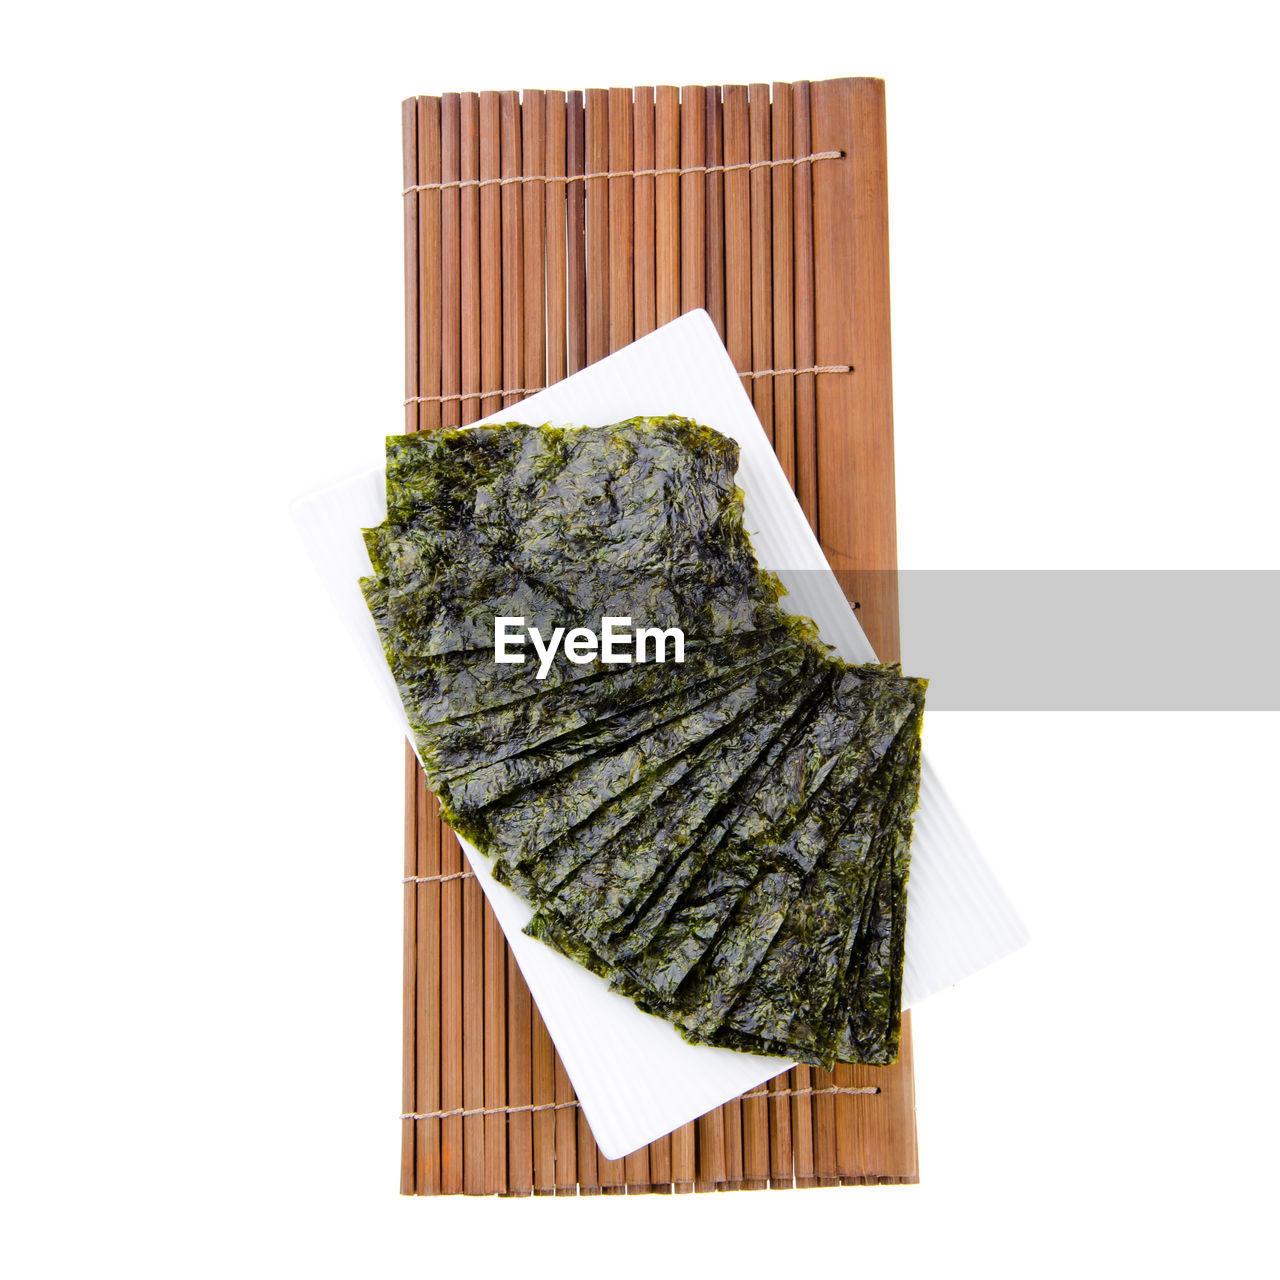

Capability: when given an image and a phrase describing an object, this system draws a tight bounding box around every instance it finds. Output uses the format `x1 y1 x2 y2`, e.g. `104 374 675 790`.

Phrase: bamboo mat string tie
401 1083 879 1121
739 364 852 378
403 871 476 884
402 149 846 196
403 364 852 407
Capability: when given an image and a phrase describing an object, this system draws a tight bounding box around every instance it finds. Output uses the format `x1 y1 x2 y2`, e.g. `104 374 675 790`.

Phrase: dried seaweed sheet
584 675 837 965
462 646 813 859
417 628 796 780
436 642 803 817
375 620 782 731
671 682 925 1035
526 656 827 939
359 417 929 1067
706 695 925 1065
365 417 787 658
496 659 819 909
380 417 741 552
521 676 835 983
383 564 782 658
519 671 925 1066
606 670 913 1001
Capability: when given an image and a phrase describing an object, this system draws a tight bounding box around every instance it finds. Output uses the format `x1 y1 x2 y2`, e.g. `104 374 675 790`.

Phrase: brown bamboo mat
398 78 917 1196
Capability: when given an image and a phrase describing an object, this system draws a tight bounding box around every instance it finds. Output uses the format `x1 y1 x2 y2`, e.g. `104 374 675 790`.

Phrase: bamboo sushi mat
399 78 917 1195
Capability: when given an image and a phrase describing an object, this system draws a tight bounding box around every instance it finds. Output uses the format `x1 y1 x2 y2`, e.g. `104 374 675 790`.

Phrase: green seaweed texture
360 416 927 1068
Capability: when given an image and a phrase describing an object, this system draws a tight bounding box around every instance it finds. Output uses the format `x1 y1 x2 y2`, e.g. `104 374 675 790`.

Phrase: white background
2 3 1276 1277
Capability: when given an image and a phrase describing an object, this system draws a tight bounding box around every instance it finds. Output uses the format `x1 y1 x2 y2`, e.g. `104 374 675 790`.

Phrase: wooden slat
400 747 418 1195
505 956 533 1196
566 91 587 378
671 1120 695 1194
723 85 750 373
748 83 773 448
413 95 443 1200
767 1074 793 1190
588 86 626 1202
608 87 634 354
479 793 507 1195
461 877 486 1194
815 78 868 1187
633 87 656 338
833 1061 858 1181
679 85 705 313
530 1004 556 1194
771 81 796 487
654 86 680 324
459 92 481 422
500 91 525 413
438 94 464 1198
563 88 598 1198
479 92 502 418
439 827 464 1194
812 75 915 1185
523 89 547 401
769 86 799 1191
810 76 900 660
704 86 725 339
648 1126 672 1196
499 90 533 1200
417 97 442 434
763 47 797 1106
399 97 419 1198
457 90 485 1197
785 95 818 1151
608 82 650 1196
740 1086 769 1192
402 98 421 439
704 94 742 1190
478 90 508 1198
425 811 447 1214
893 1016 920 1178
585 89 609 365
440 95 462 431
543 84 577 1169
545 92 568 392
414 780 441 1195
696 1106 725 1192
720 1092 745 1191
791 1064 817 1188
521 88 555 1198
740 83 775 1195
811 1066 839 1184
554 1059 578 1195
681 84 730 1194
792 80 819 529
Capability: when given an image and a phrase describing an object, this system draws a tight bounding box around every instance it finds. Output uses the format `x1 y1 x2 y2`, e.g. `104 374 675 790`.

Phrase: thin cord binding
405 388 538 406
402 150 845 197
403 871 476 884
401 1083 879 1121
403 365 852 408
741 364 852 379
404 1099 580 1121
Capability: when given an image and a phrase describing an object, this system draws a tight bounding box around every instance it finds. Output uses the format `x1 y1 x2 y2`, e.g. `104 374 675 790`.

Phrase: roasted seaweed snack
439 644 806 820
418 628 798 783
359 417 928 1068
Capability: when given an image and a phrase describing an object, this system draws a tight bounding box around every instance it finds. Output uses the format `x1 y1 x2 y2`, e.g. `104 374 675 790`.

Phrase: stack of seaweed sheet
361 416 927 1068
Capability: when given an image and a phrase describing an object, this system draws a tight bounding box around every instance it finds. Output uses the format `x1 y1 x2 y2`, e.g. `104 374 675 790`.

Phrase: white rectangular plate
292 310 1027 1159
